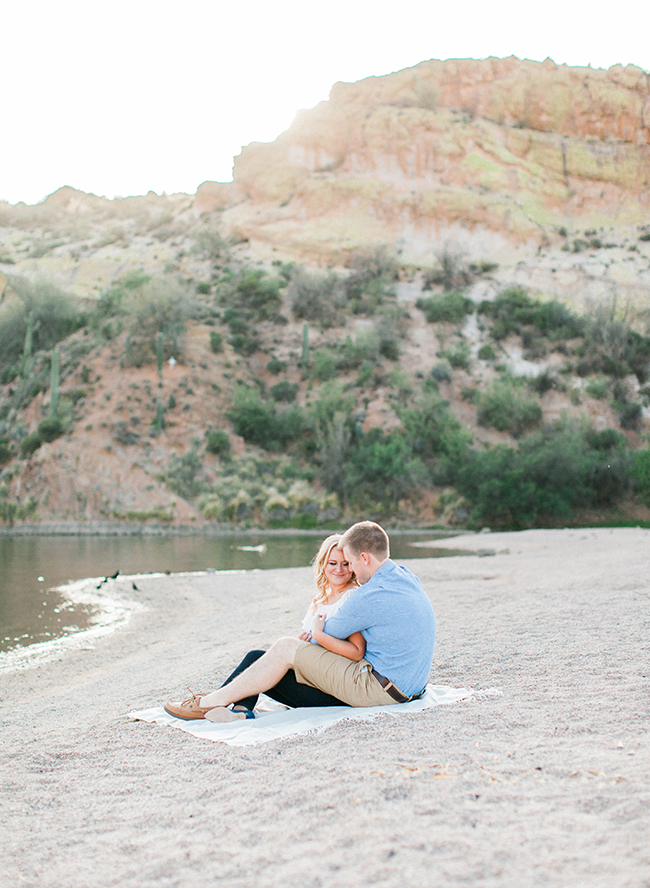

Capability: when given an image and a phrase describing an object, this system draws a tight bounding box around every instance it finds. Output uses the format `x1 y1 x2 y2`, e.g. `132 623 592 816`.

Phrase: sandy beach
1 527 649 888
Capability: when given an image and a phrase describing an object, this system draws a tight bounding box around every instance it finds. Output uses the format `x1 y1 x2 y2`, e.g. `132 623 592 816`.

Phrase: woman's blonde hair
309 534 357 612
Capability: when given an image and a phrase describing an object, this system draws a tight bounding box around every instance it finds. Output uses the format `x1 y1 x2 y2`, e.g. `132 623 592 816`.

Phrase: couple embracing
164 521 436 722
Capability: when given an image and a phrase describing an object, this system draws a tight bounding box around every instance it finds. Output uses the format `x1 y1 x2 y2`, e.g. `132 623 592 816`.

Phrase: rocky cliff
224 57 650 264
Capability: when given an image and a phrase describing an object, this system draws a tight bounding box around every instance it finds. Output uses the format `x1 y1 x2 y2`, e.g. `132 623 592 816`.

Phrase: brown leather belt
370 667 425 704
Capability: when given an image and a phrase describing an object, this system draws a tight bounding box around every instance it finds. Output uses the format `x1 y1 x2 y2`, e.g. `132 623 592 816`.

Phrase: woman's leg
220 650 266 711
220 648 346 709
264 670 347 708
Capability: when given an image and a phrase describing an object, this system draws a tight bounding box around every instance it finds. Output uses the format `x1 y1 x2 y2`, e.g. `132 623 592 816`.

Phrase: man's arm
311 614 366 661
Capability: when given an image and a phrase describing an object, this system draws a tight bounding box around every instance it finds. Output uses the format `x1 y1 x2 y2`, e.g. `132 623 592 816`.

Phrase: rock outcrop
220 57 650 263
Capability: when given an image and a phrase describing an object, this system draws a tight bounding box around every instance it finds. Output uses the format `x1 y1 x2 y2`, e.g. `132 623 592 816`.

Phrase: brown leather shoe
164 689 212 720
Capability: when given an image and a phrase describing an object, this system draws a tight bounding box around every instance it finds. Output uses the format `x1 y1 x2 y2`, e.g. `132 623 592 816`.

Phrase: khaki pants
293 642 398 707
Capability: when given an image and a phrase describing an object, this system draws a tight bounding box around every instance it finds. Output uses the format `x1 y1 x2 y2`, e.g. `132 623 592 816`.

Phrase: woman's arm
311 615 366 661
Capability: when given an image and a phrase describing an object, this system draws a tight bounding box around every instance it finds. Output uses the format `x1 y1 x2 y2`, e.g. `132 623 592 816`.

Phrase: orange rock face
225 57 650 261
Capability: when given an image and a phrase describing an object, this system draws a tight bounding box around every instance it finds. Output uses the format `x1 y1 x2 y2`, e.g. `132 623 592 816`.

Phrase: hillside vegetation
1 193 650 530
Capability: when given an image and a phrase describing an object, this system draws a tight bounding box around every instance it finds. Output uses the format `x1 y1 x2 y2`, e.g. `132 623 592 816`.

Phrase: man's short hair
340 521 389 560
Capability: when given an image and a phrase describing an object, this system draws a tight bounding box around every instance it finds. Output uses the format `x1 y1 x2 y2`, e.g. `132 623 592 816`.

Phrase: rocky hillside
1 57 650 530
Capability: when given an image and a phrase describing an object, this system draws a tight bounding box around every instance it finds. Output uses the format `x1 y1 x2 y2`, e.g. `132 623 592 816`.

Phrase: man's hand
298 630 312 641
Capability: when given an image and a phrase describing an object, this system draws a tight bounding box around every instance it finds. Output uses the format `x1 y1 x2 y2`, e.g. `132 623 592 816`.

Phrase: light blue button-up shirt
323 559 436 697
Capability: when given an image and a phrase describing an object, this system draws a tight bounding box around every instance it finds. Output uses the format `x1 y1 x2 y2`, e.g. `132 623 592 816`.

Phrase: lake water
0 531 464 654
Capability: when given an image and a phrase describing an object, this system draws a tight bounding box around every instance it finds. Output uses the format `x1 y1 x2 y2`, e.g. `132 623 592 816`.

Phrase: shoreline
1 527 649 888
0 522 466 537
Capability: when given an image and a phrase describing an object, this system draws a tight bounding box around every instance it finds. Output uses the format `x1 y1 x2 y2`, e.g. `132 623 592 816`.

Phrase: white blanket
128 685 486 747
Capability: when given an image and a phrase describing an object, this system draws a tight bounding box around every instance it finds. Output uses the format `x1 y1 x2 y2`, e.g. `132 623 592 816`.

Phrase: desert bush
455 420 631 527
310 349 338 382
206 429 231 457
478 344 497 361
430 364 451 383
344 429 427 509
476 380 542 437
0 278 84 367
528 370 555 395
288 267 342 326
270 381 299 403
416 291 473 324
232 269 283 320
440 341 471 369
266 357 287 375
161 443 206 499
337 331 381 370
479 287 583 342
209 331 224 354
227 386 308 451
193 228 227 262
423 251 474 292
343 245 398 314
20 431 42 458
37 416 65 442
617 401 643 430
585 375 609 399
631 449 650 506
0 436 13 465
397 391 472 483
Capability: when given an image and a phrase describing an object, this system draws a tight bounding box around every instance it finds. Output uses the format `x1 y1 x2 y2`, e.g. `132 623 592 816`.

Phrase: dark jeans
220 649 346 711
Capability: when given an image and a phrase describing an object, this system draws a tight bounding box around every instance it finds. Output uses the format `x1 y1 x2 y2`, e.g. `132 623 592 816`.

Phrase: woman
298 534 364 661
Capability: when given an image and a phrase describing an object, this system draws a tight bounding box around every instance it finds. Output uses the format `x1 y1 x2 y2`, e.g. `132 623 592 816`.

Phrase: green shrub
20 431 42 458
196 281 212 295
310 349 338 382
576 301 650 383
228 333 260 356
398 391 472 483
423 251 474 292
455 421 631 527
618 401 642 430
631 449 650 506
270 381 299 403
440 341 471 369
0 436 13 465
338 332 381 370
528 370 555 395
193 228 227 261
37 416 65 442
0 278 84 367
288 267 342 326
266 357 287 375
478 344 497 361
479 287 583 342
476 381 542 437
233 269 283 320
343 246 398 314
227 387 308 451
585 375 609 399
417 291 473 324
344 429 427 509
209 331 224 354
206 430 231 457
161 444 206 499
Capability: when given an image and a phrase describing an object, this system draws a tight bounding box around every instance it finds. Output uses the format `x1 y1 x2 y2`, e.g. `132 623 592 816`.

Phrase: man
164 521 436 722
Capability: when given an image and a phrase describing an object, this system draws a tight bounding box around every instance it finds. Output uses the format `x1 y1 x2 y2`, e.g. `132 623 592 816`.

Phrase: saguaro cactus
301 322 310 377
50 347 60 416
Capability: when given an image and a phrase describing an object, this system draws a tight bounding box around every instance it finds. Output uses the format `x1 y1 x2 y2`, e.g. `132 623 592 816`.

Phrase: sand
1 527 648 888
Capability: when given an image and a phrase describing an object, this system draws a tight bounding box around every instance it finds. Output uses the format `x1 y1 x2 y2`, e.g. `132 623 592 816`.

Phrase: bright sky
2 0 648 206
